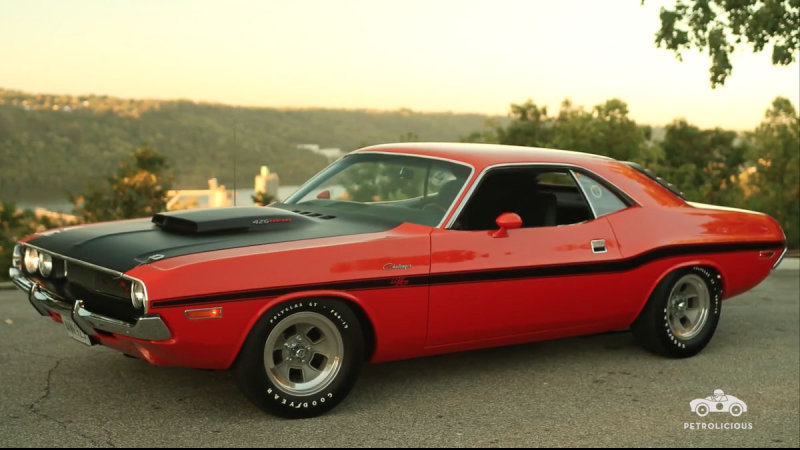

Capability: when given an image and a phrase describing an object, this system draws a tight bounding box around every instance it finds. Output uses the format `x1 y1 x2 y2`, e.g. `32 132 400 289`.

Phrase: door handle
591 239 607 254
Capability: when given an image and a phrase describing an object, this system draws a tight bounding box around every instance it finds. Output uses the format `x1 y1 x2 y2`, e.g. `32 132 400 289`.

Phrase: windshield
283 153 472 227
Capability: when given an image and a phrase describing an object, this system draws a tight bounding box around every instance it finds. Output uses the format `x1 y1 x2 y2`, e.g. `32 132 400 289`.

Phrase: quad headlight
130 280 147 310
38 253 53 277
23 247 40 274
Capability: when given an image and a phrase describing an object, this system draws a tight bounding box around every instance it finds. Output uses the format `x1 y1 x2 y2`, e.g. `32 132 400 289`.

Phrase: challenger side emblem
383 263 412 271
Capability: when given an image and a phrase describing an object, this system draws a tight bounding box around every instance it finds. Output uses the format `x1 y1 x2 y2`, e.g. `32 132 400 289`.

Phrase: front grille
30 260 140 324
66 282 139 324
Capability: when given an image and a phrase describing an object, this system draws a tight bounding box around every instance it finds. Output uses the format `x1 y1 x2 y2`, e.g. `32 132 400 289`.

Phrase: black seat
517 192 558 227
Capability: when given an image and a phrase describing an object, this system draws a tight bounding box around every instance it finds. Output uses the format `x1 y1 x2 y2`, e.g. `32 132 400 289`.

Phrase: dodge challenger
9 143 787 418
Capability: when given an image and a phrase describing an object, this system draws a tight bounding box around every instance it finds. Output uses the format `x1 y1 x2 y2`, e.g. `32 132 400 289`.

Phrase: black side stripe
151 240 785 309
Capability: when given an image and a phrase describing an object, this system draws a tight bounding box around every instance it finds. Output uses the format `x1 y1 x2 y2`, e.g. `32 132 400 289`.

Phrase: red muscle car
10 143 787 418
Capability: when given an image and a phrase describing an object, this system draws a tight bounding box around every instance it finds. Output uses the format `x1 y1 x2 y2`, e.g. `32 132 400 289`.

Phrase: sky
1 0 798 130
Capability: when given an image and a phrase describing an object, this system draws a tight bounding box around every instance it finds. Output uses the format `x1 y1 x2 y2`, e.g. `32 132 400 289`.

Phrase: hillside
0 88 502 205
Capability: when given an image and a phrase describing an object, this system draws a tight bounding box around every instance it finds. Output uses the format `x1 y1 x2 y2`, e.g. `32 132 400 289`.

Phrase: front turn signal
184 307 223 320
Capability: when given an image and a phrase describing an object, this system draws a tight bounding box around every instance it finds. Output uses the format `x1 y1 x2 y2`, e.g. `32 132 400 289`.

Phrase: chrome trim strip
445 162 639 229
75 300 171 340
284 150 476 229
11 273 171 341
17 242 150 314
281 155 346 203
570 169 598 220
20 242 124 277
773 247 788 270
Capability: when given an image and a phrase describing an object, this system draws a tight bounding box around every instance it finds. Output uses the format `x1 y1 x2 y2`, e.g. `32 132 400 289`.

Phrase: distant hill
0 88 504 205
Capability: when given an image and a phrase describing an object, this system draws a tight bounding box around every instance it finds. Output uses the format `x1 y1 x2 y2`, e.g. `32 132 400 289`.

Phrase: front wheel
632 267 722 358
235 299 364 418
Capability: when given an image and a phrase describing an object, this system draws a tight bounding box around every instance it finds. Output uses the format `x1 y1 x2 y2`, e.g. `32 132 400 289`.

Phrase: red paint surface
42 144 788 369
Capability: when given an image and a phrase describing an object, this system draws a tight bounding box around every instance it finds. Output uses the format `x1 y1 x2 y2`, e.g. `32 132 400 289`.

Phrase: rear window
623 162 685 199
572 171 629 217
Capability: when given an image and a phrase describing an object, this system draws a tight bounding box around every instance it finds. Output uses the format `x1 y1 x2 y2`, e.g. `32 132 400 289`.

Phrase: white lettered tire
235 298 364 418
632 266 722 358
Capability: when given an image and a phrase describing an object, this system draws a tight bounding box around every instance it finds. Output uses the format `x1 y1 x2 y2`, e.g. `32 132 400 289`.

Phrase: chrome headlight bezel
38 253 53 277
12 245 23 269
23 247 40 274
130 280 148 311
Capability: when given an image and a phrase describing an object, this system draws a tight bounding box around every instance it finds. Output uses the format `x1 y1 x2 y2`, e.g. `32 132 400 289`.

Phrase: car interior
452 167 594 231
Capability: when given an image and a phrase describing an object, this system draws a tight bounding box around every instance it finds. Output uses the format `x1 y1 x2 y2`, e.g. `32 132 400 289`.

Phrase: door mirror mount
489 212 522 238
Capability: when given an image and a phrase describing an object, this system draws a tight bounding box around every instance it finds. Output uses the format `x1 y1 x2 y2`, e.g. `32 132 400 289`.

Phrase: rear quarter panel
605 202 785 324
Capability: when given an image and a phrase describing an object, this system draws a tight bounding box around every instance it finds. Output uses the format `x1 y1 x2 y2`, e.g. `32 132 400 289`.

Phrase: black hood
28 205 401 273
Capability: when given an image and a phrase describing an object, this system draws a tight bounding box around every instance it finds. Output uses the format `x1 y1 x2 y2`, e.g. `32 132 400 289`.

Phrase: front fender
230 289 379 368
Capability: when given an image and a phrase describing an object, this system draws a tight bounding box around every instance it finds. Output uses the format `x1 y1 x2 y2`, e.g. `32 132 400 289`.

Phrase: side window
454 167 593 230
572 171 628 217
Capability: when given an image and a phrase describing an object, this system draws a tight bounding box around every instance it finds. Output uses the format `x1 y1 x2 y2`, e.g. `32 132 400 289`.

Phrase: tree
252 191 276 206
467 98 651 163
0 201 72 281
0 201 31 280
72 144 172 222
555 99 650 162
653 0 800 86
494 101 555 148
746 97 800 247
659 119 747 205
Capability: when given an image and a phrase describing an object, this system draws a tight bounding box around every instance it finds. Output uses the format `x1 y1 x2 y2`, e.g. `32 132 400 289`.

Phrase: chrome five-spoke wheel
666 273 711 341
235 299 364 418
264 312 344 396
632 266 721 358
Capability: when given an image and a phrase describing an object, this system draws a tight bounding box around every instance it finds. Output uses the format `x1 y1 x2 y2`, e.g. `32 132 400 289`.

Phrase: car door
426 165 631 347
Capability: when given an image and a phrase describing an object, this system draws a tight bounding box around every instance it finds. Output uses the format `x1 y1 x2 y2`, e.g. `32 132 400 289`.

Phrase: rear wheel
632 267 721 358
235 299 364 418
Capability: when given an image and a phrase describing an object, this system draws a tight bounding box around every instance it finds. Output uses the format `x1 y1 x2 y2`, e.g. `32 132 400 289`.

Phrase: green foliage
252 191 276 207
746 97 800 247
0 201 30 281
398 132 420 142
652 0 800 87
0 88 496 206
0 201 73 281
72 144 172 222
659 120 748 205
466 96 799 248
467 97 650 162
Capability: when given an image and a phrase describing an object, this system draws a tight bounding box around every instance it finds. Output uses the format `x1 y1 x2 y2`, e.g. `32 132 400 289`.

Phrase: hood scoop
152 207 308 234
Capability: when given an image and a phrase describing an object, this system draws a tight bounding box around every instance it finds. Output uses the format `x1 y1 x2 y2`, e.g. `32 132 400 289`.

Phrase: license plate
61 315 92 346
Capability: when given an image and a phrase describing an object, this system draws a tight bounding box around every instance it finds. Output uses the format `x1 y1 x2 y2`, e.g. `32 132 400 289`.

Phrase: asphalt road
0 269 797 448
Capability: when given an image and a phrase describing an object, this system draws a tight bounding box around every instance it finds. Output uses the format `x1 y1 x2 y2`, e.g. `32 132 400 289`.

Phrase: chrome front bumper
10 269 171 341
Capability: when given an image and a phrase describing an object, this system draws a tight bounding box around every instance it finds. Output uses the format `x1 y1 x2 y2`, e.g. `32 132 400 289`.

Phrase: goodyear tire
632 266 722 358
235 298 364 418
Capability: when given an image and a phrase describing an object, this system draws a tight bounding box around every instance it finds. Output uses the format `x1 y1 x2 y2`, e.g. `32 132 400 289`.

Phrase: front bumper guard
11 270 171 341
